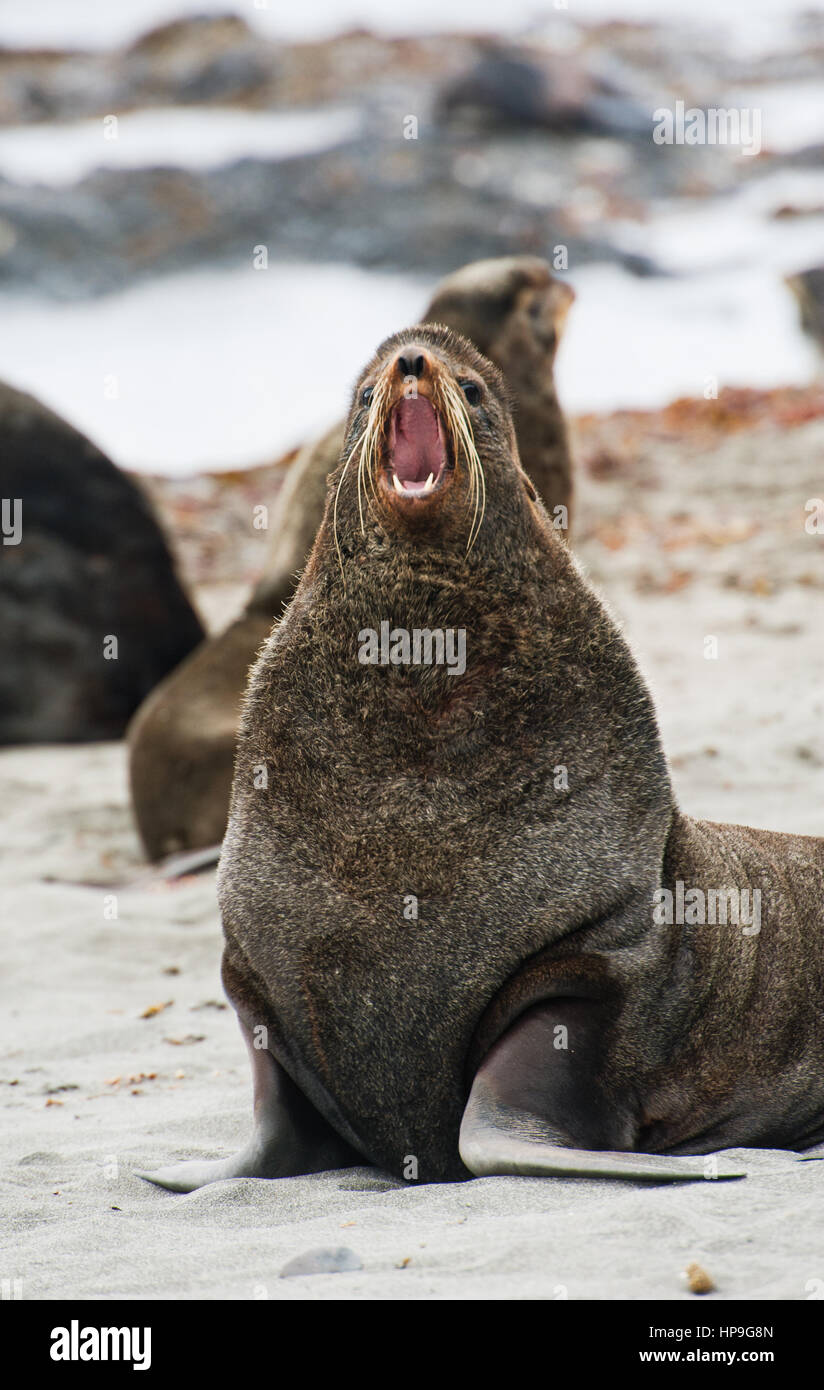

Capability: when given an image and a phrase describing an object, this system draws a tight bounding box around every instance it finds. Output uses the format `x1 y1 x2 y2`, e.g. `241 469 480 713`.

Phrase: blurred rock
0 380 204 743
0 130 662 300
0 19 757 297
279 1246 363 1278
437 46 650 138
0 25 471 126
124 13 273 106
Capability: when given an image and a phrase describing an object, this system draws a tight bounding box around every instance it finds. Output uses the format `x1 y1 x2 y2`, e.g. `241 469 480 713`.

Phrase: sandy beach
3 391 823 1301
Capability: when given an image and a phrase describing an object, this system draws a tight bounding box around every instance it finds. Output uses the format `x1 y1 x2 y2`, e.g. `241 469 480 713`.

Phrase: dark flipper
460 1000 746 1183
136 1019 359 1192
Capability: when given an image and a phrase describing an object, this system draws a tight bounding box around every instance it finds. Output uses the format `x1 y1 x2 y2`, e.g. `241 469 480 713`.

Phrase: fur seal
140 325 824 1192
128 256 574 860
0 378 203 743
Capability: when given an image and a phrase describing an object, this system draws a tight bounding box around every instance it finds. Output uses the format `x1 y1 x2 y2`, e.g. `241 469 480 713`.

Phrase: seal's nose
395 347 430 380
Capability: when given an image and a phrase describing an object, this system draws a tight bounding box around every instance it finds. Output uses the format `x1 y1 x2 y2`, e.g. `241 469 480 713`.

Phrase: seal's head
422 257 575 532
424 255 574 373
334 323 541 567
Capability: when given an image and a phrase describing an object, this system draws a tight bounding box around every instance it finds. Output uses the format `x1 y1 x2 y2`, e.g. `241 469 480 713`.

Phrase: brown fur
129 258 574 860
215 325 824 1182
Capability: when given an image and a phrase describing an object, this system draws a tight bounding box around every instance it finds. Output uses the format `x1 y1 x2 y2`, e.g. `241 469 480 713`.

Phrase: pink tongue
391 397 443 483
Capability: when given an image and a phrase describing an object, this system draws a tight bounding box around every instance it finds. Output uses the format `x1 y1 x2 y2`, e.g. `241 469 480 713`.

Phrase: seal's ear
459 1000 746 1183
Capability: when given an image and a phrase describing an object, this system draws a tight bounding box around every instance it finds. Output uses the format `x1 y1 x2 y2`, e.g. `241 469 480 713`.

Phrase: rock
279 1247 363 1278
124 13 273 106
437 45 650 138
0 380 204 743
125 13 254 59
684 1261 716 1294
0 125 656 299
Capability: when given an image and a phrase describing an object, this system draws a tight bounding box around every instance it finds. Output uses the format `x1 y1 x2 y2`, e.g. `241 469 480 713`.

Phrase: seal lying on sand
140 326 824 1191
128 257 574 860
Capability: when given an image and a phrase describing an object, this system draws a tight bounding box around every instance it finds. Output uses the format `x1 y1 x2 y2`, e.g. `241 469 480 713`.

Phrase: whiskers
356 374 392 531
333 374 391 583
433 374 487 553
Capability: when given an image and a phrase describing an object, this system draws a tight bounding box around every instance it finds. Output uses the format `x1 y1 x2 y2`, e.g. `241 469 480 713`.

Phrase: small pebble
685 1261 715 1294
280 1247 363 1278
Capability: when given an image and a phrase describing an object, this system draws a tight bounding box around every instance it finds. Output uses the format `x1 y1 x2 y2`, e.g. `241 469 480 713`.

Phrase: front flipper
460 1001 746 1183
136 1020 359 1192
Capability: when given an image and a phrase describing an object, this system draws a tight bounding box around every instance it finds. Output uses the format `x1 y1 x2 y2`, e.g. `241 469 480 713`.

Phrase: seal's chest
270 905 527 1179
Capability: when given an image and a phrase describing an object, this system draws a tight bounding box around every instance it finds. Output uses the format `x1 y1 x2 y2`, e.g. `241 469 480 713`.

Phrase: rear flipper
460 1000 747 1183
136 1020 359 1192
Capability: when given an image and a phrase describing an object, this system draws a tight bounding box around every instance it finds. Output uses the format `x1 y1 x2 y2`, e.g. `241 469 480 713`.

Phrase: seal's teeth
423 472 435 493
392 472 405 495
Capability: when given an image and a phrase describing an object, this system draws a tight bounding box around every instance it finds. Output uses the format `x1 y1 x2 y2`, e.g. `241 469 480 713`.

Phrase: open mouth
383 396 449 499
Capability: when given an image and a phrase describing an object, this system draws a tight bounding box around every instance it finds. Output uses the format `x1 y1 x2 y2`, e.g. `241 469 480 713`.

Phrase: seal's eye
361 386 374 407
460 380 482 406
